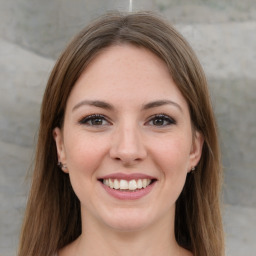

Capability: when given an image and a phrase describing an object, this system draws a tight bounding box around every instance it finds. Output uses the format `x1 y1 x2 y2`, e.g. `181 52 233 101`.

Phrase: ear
53 127 68 173
188 130 204 172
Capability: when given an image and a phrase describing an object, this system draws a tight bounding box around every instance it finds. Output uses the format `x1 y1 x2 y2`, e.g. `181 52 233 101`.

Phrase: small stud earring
191 166 195 171
57 161 67 169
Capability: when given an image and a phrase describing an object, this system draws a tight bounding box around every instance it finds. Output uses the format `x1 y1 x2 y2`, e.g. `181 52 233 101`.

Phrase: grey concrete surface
0 39 54 256
223 204 256 256
0 1 255 255
178 23 256 207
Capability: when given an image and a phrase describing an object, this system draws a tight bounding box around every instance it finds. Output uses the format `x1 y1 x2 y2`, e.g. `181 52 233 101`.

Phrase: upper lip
98 173 157 181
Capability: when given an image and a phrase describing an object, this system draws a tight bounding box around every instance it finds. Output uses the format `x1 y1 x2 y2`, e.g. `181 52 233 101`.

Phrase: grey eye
79 114 109 126
147 114 176 126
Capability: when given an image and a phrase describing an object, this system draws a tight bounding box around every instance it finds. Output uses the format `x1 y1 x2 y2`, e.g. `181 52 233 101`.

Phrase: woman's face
54 44 203 232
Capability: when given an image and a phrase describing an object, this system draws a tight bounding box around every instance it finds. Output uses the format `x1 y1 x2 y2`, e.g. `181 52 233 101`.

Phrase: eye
79 114 111 126
146 114 176 127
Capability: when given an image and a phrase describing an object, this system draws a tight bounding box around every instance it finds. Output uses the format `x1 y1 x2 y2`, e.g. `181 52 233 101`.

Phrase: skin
54 44 203 256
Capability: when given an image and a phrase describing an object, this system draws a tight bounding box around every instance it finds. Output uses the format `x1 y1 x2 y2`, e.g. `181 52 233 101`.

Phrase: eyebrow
142 100 183 112
72 99 182 112
72 100 113 112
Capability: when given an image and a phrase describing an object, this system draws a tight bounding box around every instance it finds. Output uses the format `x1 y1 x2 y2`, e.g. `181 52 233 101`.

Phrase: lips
98 173 157 200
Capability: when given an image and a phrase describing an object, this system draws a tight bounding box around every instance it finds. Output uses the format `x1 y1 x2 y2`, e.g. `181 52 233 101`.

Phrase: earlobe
53 127 68 173
189 131 204 172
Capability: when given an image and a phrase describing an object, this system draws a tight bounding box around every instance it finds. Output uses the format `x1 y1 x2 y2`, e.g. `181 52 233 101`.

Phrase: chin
107 220 150 233
101 208 154 232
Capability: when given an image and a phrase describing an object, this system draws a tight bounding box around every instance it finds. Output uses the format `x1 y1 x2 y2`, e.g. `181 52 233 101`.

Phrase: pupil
154 119 163 126
92 118 102 125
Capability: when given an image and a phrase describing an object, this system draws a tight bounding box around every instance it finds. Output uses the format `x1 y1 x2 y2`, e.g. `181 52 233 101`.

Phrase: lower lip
101 182 156 200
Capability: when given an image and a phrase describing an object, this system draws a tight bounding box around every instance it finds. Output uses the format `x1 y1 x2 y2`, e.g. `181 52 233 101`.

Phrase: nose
109 122 147 165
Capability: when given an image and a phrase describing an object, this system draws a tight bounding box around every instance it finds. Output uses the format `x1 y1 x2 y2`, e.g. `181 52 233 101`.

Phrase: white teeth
103 178 152 191
103 179 109 186
120 179 129 190
137 179 142 189
129 180 137 190
114 179 119 189
109 179 114 189
142 179 147 188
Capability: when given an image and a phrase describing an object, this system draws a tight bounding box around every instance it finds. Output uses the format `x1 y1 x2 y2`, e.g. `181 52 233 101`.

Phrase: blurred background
0 0 255 255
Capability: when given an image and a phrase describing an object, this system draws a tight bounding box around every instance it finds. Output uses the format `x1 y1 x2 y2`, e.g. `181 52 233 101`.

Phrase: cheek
152 135 191 171
63 134 109 207
65 131 104 165
64 132 108 185
150 135 191 193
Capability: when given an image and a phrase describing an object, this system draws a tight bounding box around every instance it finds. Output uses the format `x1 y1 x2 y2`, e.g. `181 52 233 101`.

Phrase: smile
103 178 152 191
98 173 157 199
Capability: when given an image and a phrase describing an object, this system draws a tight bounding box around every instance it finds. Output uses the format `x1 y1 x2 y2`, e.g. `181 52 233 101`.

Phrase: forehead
81 44 170 81
66 44 187 109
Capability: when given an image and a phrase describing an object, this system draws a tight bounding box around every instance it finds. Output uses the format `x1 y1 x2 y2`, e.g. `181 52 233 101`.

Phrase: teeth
103 178 152 191
129 180 137 190
109 179 114 189
137 179 142 189
142 179 147 188
104 179 109 186
120 179 129 190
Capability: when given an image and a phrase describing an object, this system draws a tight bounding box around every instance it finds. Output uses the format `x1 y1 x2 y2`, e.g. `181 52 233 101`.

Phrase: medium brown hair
18 12 224 256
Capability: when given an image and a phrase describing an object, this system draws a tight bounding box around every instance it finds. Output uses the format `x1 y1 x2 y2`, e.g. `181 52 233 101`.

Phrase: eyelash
79 113 176 127
79 114 110 126
146 114 176 127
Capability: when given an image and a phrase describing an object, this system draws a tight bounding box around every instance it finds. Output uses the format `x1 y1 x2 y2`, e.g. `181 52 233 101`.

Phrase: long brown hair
18 12 224 256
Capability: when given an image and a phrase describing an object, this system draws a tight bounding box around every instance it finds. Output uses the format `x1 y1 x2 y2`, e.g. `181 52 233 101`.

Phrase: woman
18 12 224 256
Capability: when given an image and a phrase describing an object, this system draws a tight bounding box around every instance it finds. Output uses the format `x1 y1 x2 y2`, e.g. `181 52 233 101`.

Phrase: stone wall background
0 0 255 255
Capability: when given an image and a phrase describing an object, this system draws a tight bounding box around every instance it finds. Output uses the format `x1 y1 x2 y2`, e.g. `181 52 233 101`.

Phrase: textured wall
0 1 255 255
